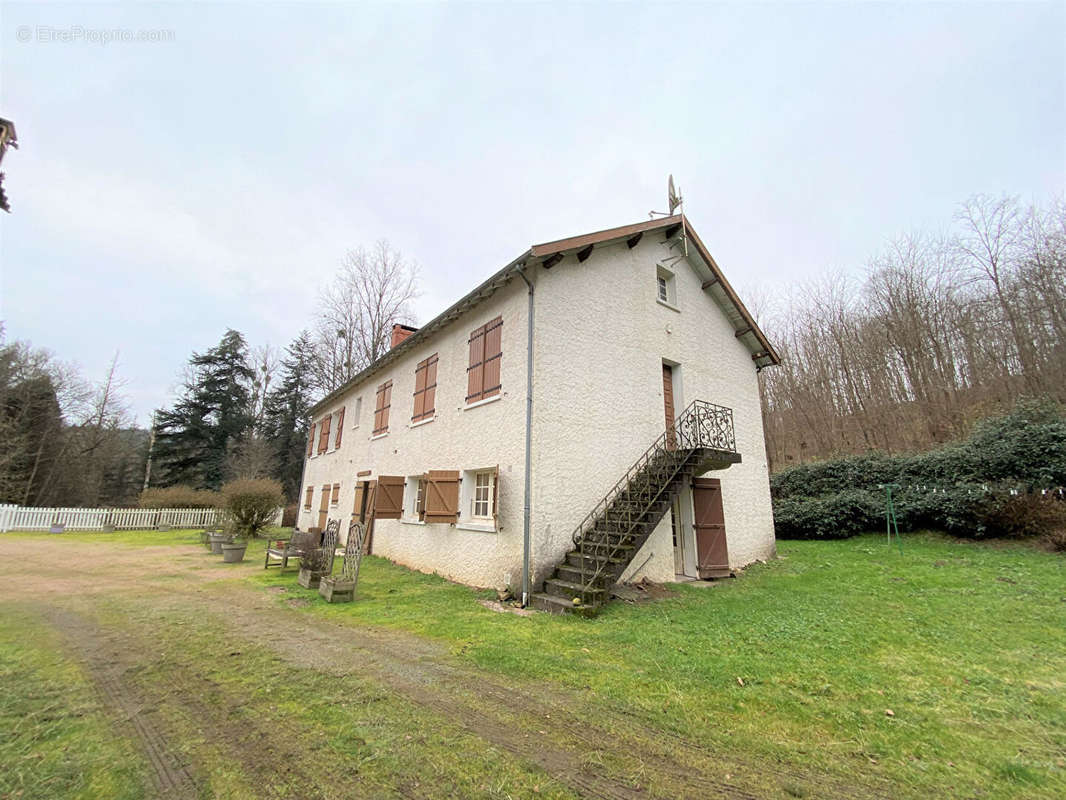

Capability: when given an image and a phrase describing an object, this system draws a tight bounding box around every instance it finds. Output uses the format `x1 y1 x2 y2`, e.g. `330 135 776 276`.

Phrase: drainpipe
516 264 534 606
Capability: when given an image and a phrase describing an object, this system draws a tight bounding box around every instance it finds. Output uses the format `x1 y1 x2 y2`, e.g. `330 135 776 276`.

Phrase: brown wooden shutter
466 324 486 402
335 406 345 447
331 483 340 504
318 414 332 453
424 470 460 523
352 482 365 519
467 317 502 403
412 354 438 422
307 423 316 457
304 486 313 509
482 318 502 400
373 381 392 435
374 475 405 519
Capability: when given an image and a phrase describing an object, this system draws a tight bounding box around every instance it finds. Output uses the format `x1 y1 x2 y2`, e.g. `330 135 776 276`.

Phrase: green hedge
772 400 1066 540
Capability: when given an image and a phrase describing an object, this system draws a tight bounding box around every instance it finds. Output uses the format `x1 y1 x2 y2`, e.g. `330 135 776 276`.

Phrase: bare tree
312 240 420 393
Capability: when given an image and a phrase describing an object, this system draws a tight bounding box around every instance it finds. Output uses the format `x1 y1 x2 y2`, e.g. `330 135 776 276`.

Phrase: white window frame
402 475 426 523
472 470 494 520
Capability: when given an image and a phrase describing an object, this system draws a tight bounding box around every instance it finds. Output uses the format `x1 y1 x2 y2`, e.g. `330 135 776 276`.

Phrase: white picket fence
0 505 228 533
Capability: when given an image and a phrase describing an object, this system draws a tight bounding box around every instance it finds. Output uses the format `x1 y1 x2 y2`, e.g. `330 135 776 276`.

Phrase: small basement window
656 265 677 307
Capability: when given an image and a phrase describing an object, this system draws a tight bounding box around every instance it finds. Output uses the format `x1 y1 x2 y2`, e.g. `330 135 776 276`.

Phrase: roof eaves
309 248 532 415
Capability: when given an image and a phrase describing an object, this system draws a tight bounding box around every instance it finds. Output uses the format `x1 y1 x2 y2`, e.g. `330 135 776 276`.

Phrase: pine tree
262 330 317 502
153 329 255 490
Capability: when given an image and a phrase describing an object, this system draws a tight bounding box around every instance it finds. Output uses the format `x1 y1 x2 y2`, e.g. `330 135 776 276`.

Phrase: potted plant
220 530 247 563
298 543 330 589
219 478 286 565
208 531 228 554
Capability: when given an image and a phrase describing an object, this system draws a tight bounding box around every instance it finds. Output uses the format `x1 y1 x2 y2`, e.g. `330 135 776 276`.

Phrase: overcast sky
1 1 1063 425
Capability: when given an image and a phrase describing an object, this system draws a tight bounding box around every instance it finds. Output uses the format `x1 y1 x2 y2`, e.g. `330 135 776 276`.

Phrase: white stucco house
297 213 779 614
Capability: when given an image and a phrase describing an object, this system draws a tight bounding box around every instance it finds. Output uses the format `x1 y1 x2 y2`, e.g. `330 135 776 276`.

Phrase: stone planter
158 523 172 532
49 523 66 534
298 568 324 589
209 533 228 555
221 541 247 563
318 577 355 603
101 524 115 533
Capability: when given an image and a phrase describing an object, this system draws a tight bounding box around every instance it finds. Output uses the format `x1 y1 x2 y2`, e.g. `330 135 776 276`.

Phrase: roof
309 214 779 414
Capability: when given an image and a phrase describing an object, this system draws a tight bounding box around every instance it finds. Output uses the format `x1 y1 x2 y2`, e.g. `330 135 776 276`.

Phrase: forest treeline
758 195 1065 471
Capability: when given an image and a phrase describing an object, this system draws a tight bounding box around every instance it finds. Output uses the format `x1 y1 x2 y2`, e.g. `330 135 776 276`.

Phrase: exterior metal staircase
531 400 740 616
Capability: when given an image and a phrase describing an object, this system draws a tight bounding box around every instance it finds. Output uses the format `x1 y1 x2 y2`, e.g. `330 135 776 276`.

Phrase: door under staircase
531 399 740 615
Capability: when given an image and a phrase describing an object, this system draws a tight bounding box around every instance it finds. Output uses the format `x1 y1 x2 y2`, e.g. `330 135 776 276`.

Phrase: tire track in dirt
41 607 199 800
208 590 888 800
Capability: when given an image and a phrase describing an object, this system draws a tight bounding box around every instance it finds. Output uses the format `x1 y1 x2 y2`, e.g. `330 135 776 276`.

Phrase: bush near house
773 399 1066 541
221 478 285 538
137 485 222 509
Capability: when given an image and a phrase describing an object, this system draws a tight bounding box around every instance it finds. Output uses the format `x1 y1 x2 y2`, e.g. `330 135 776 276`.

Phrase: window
334 407 345 447
656 265 677 307
352 397 362 428
404 475 426 521
472 470 494 519
331 483 340 505
412 354 438 422
307 423 316 457
373 380 392 436
317 414 332 454
467 317 502 404
304 486 313 509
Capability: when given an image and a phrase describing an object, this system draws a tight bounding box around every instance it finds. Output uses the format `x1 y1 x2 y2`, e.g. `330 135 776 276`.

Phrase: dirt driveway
0 536 884 800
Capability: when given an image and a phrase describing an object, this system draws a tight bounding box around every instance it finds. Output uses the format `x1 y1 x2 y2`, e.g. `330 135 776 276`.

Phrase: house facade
297 214 779 612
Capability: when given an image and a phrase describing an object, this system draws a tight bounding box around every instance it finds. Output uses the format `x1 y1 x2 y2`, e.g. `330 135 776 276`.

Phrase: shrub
138 486 222 509
771 399 1066 540
221 478 285 539
772 490 882 540
980 492 1066 538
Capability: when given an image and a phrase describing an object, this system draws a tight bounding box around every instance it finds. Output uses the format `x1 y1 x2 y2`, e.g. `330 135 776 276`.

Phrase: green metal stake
880 483 902 555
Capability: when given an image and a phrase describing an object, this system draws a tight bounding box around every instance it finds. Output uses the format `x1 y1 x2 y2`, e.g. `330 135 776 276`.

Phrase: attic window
656 265 677 308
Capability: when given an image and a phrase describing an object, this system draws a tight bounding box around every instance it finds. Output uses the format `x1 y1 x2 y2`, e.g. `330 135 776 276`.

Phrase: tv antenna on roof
649 174 683 219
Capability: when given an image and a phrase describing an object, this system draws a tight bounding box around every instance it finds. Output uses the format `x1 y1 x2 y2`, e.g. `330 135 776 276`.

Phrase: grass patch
254 532 1066 799
0 612 149 799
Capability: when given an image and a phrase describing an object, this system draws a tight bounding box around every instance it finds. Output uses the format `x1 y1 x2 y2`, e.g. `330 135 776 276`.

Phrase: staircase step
544 578 606 600
565 551 627 569
530 592 599 616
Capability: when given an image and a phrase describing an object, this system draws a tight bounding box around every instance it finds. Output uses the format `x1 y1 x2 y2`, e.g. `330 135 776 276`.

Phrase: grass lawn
1 528 1063 798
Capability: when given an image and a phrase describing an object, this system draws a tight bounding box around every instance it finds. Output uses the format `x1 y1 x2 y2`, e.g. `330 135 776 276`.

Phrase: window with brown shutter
334 407 345 447
307 423 316 457
374 475 405 519
424 470 460 523
412 354 438 422
318 414 332 454
331 483 340 505
467 317 502 404
373 381 392 436
304 486 313 509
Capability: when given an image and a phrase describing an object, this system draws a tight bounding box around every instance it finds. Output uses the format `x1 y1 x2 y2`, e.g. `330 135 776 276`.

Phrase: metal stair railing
572 400 736 601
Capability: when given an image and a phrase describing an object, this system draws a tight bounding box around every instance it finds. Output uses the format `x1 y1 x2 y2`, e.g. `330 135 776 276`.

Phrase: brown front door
363 480 377 555
663 363 676 448
692 478 730 579
318 485 330 530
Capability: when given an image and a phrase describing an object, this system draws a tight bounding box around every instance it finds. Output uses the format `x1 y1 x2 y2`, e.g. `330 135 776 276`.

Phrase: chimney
390 324 418 349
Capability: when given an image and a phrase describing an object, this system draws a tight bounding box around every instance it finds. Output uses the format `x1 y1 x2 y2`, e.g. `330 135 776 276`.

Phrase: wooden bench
264 529 319 572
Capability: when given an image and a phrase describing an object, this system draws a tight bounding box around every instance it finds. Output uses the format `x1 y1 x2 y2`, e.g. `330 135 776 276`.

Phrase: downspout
516 263 534 607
